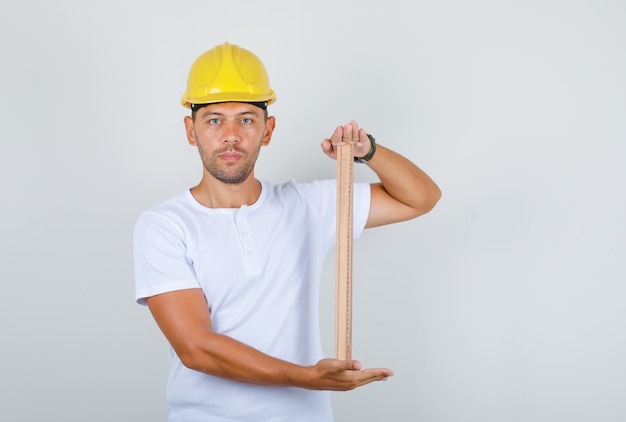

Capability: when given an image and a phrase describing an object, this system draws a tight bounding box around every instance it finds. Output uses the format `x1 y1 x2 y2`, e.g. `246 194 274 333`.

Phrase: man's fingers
341 124 352 144
314 358 392 390
329 125 345 145
330 122 364 146
362 367 394 378
350 121 360 142
342 121 359 143
357 128 367 142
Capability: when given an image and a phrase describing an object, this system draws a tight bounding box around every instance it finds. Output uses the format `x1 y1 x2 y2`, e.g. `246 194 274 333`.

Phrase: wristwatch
354 134 377 164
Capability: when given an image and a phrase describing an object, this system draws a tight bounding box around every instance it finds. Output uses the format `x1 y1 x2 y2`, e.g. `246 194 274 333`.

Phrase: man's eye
241 118 253 125
209 118 220 125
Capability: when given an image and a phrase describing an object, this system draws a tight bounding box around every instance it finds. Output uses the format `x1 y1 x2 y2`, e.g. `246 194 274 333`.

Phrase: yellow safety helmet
181 42 276 109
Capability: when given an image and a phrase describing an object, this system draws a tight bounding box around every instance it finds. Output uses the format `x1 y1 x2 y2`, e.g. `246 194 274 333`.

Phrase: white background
1 1 625 421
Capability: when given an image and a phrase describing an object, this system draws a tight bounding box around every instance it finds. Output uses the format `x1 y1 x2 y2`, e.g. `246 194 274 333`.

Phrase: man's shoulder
266 179 336 195
135 190 197 231
257 179 336 208
142 190 191 215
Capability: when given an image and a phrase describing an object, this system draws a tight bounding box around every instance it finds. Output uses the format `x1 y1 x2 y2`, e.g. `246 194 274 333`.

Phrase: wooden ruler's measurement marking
335 142 354 360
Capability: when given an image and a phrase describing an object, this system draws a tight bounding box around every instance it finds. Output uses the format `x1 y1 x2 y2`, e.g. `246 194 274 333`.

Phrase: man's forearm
147 288 392 391
179 331 392 391
180 330 310 387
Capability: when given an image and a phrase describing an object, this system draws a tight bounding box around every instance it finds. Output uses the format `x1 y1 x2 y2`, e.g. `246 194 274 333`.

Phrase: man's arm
145 288 393 390
322 121 441 228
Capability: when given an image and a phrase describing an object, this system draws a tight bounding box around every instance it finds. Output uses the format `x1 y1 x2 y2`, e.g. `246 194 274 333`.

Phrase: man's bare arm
321 121 441 228
146 288 393 390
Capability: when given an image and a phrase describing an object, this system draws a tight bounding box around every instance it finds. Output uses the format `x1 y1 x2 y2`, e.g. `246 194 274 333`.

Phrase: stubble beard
197 140 262 185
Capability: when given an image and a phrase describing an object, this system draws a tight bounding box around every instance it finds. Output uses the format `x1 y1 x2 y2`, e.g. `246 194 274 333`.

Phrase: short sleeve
291 179 371 240
133 211 200 305
352 182 371 238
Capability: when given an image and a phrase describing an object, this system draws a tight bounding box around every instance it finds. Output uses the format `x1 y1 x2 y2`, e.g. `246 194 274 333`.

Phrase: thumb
349 360 362 370
320 138 332 153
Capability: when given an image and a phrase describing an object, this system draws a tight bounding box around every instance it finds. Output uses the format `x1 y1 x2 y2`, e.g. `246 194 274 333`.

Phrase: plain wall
1 1 625 421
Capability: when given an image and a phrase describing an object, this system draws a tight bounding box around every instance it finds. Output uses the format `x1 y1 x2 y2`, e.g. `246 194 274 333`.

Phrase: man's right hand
304 358 393 391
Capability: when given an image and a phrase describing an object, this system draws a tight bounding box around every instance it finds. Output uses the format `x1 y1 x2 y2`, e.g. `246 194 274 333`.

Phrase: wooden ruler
335 141 354 360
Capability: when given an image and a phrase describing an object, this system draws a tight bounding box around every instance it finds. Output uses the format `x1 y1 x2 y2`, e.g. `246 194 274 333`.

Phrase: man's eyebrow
201 110 259 118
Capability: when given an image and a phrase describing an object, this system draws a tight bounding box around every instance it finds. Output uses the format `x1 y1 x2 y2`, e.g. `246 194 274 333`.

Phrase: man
134 42 441 421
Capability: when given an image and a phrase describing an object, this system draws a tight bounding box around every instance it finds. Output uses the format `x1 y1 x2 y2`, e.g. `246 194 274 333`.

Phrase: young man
134 42 441 421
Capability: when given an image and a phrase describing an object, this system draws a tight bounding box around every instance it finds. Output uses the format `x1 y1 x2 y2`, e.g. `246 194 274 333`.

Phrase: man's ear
184 116 197 146
262 116 276 146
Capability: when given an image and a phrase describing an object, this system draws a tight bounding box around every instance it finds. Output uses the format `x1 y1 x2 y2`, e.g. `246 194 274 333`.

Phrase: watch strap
354 134 377 163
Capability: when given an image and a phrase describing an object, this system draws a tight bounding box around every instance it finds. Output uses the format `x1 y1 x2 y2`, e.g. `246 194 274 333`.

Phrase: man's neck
190 175 262 209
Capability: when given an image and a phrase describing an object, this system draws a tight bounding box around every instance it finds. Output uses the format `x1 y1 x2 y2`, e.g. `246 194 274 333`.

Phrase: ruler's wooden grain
335 142 354 360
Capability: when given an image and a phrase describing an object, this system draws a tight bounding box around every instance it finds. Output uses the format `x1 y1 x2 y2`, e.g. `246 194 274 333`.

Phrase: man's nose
222 121 240 142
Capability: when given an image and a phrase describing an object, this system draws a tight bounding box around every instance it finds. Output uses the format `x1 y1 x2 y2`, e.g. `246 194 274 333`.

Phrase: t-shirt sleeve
293 179 371 240
133 211 200 305
352 182 371 238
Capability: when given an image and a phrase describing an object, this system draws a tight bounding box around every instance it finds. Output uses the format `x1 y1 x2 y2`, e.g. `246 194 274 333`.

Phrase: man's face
185 102 274 184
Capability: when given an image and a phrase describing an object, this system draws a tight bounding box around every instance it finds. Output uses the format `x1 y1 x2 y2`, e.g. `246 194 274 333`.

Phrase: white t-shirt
134 179 371 422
